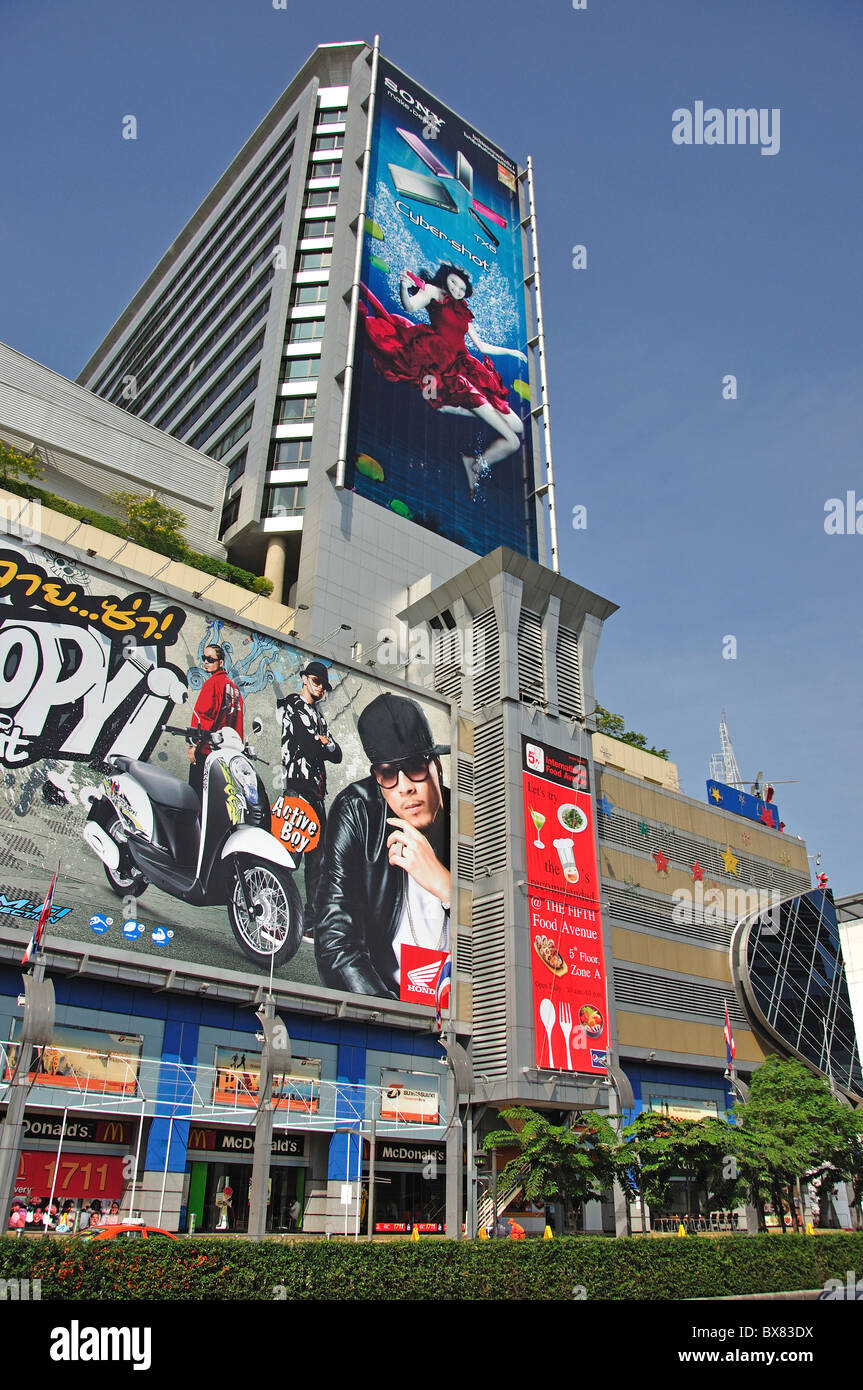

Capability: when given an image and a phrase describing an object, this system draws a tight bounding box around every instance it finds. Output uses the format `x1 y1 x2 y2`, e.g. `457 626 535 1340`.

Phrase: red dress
359 287 512 415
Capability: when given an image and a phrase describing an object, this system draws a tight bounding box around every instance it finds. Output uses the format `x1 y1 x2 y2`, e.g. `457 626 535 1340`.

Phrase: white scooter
84 721 303 968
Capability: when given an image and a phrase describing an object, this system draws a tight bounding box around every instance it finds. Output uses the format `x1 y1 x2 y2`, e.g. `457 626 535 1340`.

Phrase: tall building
77 41 555 663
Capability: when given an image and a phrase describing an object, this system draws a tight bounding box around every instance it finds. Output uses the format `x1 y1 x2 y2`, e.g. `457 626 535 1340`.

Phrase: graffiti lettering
0 551 182 646
0 618 187 768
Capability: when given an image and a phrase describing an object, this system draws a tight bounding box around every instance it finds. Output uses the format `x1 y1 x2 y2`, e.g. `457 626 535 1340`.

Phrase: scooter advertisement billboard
345 56 539 561
0 540 452 1010
522 737 608 1075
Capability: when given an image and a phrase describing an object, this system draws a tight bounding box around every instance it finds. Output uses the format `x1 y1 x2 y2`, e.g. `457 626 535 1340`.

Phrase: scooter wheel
103 820 149 899
227 857 304 969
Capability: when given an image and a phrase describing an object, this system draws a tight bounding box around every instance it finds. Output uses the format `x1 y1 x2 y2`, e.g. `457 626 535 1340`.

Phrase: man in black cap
276 661 342 918
314 692 450 999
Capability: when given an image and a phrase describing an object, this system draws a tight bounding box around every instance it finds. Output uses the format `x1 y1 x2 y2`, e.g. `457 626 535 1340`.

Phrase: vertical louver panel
473 720 507 875
455 932 473 975
457 758 474 797
472 608 500 710
457 840 474 883
518 609 544 703
471 893 508 1076
434 629 463 704
556 625 582 718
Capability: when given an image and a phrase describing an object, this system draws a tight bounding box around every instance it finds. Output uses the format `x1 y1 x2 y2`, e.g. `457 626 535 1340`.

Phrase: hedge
2 1233 862 1300
1 478 273 596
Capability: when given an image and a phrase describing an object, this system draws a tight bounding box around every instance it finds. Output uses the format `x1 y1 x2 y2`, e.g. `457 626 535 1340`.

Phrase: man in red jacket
187 643 244 801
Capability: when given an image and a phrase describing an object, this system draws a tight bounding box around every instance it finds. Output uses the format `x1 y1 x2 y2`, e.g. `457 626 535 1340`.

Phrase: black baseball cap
300 661 332 691
357 692 449 764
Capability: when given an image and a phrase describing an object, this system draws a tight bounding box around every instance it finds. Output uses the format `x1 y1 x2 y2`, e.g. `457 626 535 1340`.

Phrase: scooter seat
119 759 201 814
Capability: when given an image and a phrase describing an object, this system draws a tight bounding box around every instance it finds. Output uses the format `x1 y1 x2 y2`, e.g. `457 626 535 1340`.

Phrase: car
81 1223 179 1241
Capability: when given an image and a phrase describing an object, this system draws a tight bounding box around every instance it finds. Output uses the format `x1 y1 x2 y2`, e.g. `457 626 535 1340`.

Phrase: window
304 190 336 208
280 357 320 382
269 438 312 467
188 368 258 451
309 160 341 179
301 218 335 237
312 134 343 152
317 107 347 126
297 251 332 271
175 332 265 438
219 493 241 537
207 408 253 460
226 449 247 488
288 320 324 342
292 284 328 305
275 396 316 423
263 484 308 518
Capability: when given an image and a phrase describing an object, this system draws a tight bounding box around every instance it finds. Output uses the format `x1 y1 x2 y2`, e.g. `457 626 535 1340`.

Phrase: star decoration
721 845 739 876
691 862 704 881
758 804 775 827
710 787 722 803
597 795 614 817
737 793 746 808
653 850 670 874
638 820 650 835
741 832 751 846
780 853 791 868
623 876 639 898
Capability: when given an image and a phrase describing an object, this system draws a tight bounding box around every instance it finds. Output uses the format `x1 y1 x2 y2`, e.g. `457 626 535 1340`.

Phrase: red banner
399 944 449 1008
522 738 608 1075
14 1151 127 1201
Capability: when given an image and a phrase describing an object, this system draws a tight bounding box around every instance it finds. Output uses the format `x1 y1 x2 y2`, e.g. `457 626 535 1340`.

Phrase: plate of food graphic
557 803 588 834
578 1004 604 1037
533 935 567 978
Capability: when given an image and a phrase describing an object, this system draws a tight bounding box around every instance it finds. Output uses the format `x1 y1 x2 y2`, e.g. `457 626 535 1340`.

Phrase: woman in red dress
358 263 527 497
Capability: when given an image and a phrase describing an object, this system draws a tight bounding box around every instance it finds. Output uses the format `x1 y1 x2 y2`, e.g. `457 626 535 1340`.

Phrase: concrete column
264 536 288 602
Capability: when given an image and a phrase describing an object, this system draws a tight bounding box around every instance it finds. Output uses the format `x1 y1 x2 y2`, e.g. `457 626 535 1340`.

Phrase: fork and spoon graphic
539 998 575 1069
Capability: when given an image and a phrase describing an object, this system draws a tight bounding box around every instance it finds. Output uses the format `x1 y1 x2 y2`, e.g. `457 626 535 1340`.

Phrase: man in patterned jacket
277 660 342 919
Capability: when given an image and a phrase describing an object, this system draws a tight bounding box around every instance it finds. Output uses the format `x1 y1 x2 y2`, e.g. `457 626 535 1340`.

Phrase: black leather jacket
314 776 450 999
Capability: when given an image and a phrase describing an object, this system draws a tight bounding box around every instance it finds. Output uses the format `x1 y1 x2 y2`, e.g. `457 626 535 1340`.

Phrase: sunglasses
203 654 221 664
371 756 433 789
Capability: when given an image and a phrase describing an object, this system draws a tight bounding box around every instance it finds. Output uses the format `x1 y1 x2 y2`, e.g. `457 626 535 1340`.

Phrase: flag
723 1000 736 1070
22 862 59 965
434 956 452 1032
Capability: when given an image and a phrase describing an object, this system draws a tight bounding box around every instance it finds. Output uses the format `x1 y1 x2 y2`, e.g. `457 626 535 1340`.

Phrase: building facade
2 40 837 1242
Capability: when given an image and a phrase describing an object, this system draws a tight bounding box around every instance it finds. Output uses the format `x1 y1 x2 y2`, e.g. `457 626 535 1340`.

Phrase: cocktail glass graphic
529 808 546 848
553 838 579 884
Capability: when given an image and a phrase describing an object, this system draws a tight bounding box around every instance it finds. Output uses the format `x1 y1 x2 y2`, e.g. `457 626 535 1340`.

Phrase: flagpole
0 867 59 1230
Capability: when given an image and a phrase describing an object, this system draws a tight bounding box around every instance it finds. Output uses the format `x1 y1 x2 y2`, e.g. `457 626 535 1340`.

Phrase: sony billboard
0 540 452 1012
345 56 539 560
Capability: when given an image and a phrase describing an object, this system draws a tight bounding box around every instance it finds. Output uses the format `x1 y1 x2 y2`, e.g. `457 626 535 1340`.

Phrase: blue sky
3 0 861 891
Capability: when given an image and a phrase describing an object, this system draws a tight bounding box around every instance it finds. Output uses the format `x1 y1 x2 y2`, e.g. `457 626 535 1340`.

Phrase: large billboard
345 56 539 560
521 737 608 1075
0 540 452 1010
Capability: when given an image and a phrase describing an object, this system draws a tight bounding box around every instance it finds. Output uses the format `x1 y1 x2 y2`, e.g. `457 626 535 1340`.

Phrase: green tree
111 490 188 557
0 441 43 487
736 1055 856 1233
483 1107 618 1227
614 1110 745 1225
594 703 670 760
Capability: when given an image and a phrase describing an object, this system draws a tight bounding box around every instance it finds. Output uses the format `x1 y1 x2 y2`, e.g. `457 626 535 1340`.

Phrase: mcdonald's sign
94 1119 131 1145
188 1128 216 1151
